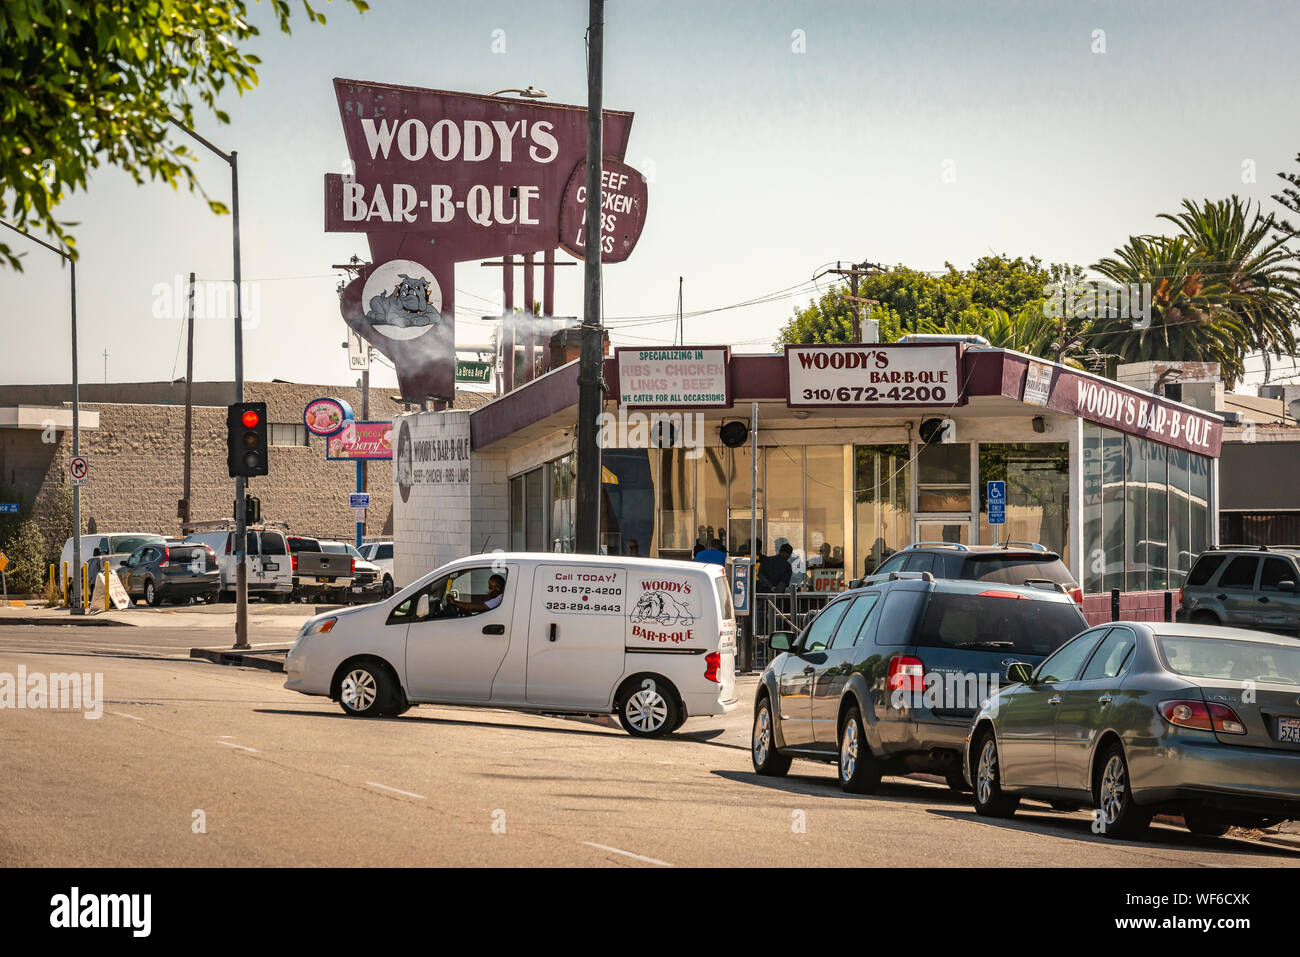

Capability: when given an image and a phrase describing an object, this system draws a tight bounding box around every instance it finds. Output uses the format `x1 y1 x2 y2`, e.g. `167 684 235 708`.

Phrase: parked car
1178 545 1300 634
966 621 1300 838
319 541 383 603
285 553 738 737
185 526 292 602
858 542 1083 604
287 535 354 603
59 533 167 592
359 541 395 597
751 572 1089 792
118 542 220 606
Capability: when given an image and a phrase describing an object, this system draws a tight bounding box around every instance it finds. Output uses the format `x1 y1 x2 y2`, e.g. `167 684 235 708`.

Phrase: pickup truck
287 535 355 603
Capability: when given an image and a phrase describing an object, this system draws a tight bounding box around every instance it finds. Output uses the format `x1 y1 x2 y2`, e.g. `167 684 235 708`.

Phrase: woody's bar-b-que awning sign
785 343 964 407
325 79 648 402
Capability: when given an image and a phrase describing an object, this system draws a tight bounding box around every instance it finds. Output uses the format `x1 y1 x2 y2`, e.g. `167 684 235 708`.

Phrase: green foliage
2 519 47 593
38 483 84 566
0 0 368 267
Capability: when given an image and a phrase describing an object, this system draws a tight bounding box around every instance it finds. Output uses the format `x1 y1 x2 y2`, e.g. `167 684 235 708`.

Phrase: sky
4 0 1300 392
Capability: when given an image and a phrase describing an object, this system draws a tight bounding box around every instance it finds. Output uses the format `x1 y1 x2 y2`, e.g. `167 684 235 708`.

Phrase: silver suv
1179 545 1300 634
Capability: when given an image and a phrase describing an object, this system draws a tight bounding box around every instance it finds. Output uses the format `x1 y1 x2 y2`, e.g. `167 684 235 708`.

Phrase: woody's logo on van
630 590 697 627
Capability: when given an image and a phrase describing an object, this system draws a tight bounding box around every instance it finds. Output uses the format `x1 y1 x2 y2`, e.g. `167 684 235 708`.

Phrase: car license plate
1279 717 1300 743
319 576 333 584
352 586 363 593
263 562 278 571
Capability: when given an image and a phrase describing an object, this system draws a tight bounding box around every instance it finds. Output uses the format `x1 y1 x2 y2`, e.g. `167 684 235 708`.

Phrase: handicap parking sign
987 480 1006 525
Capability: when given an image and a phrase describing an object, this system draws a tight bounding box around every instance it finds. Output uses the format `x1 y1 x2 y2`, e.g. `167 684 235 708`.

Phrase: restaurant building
391 341 1225 622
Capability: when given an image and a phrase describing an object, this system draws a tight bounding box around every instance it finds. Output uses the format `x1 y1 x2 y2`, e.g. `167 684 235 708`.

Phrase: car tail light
350 558 355 575
976 590 1029 600
704 651 722 683
1177 587 1184 606
1159 699 1247 734
224 536 232 555
291 555 299 572
162 546 170 565
888 655 925 693
1068 586 1084 604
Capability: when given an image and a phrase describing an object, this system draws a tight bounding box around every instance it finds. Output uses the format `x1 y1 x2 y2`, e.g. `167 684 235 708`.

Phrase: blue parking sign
987 480 1006 525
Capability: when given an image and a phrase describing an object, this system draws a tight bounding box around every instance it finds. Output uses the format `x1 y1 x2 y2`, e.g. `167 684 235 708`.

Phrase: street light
166 118 250 650
0 220 82 615
489 86 548 98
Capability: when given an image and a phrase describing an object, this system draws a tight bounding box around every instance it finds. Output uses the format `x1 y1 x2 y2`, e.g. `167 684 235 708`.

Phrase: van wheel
338 662 395 718
972 730 1019 818
752 695 791 776
617 675 678 738
839 706 882 794
1094 742 1150 838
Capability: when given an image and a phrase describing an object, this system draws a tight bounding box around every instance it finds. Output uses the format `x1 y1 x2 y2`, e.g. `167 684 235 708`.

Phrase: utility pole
822 260 885 342
102 349 108 383
182 272 195 532
574 0 605 555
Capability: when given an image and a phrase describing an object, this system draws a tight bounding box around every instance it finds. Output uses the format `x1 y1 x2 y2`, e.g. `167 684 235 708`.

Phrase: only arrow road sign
70 456 89 486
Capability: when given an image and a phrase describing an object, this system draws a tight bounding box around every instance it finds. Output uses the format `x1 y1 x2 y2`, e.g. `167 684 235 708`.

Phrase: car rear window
914 592 1085 657
714 574 734 621
290 538 321 552
168 546 215 569
961 555 1073 586
111 535 165 555
1185 554 1226 587
260 532 287 556
1158 636 1300 685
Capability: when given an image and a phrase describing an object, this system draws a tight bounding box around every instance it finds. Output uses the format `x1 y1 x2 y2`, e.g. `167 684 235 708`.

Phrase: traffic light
227 402 269 477
235 495 262 524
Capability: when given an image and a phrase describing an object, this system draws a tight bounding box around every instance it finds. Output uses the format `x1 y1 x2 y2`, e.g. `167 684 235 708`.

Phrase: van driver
447 574 506 614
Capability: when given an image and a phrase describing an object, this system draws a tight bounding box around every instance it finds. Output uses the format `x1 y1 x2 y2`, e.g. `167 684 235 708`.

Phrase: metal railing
749 585 840 670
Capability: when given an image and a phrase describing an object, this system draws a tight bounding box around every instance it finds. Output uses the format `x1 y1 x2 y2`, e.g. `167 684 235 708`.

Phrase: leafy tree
1273 152 1300 241
0 0 367 269
2 520 47 594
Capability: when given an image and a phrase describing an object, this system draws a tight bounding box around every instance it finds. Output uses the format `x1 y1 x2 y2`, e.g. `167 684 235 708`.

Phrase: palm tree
1092 234 1248 385
1159 197 1300 382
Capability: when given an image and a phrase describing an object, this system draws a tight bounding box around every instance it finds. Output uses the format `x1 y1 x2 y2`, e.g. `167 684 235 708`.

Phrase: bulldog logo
366 273 441 329
630 590 696 627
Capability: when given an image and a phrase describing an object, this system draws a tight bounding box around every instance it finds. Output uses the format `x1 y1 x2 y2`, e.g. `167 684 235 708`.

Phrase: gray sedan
964 621 1300 838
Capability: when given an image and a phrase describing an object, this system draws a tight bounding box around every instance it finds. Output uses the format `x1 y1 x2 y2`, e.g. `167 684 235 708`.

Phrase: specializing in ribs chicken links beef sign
324 79 646 403
785 343 964 408
616 347 730 407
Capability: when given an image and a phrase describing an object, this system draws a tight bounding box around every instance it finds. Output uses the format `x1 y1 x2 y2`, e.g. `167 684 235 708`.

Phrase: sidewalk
0 600 327 630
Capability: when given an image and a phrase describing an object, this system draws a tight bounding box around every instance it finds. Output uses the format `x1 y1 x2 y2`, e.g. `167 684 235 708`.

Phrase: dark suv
1179 545 1300 634
119 542 219 606
751 573 1089 793
858 542 1082 604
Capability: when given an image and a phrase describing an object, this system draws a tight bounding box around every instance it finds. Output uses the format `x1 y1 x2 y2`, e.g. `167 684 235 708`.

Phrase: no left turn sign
70 455 89 486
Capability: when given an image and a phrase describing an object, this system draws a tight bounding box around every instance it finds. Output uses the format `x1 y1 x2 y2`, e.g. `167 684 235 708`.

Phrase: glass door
914 519 971 547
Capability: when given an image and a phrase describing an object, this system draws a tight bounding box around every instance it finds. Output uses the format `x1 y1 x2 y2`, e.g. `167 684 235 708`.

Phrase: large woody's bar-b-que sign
325 78 649 402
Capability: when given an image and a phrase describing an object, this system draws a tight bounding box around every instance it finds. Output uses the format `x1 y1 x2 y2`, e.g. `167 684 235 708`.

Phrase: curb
189 647 288 673
0 615 135 627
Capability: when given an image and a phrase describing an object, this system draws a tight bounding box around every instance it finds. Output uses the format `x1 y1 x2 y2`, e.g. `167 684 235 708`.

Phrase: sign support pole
356 461 364 550
575 0 605 555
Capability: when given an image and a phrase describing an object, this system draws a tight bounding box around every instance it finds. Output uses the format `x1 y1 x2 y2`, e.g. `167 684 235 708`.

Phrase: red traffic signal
227 402 269 478
241 409 261 428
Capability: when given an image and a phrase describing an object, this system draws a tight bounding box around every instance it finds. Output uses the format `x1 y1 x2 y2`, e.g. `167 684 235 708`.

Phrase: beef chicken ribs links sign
785 343 964 407
616 347 730 407
324 79 646 402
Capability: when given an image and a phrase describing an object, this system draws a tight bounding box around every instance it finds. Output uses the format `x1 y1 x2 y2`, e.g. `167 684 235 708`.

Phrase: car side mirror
769 631 794 652
415 594 430 619
1279 580 1297 593
1006 662 1034 684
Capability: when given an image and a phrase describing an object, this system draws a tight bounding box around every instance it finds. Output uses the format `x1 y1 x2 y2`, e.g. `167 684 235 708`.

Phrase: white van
284 553 738 737
184 526 293 601
59 533 166 590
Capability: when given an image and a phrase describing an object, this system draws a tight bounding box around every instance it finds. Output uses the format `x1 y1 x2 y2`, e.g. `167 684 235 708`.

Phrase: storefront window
509 475 525 551
727 445 763 558
604 448 654 556
1081 424 1209 594
549 455 575 552
917 443 971 513
656 448 694 555
525 468 545 552
805 445 847 591
977 443 1068 564
695 447 727 553
854 444 911 579
766 446 804 582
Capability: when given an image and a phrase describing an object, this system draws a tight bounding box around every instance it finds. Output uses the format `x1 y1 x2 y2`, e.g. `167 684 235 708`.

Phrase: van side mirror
769 631 794 652
415 594 430 619
1006 662 1034 684
1279 580 1297 593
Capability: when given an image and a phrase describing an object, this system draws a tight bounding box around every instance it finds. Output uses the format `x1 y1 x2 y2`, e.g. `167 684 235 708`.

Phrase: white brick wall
392 412 512 585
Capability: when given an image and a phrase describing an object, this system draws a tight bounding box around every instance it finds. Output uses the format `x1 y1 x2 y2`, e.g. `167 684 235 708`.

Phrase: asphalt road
2 622 1298 867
